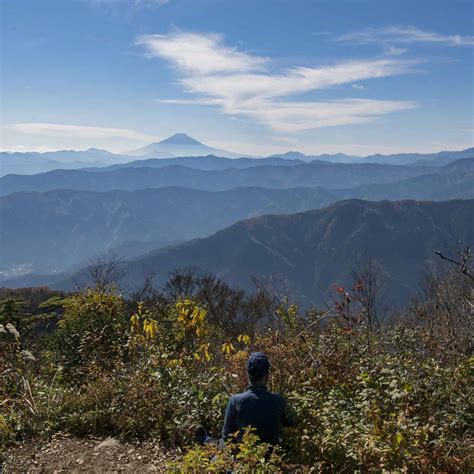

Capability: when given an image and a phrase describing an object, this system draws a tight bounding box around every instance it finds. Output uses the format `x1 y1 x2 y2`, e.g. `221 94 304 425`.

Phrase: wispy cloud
89 0 169 10
178 59 414 103
231 99 415 133
138 32 268 75
140 32 416 132
339 25 474 46
8 123 156 142
133 0 169 7
386 46 408 56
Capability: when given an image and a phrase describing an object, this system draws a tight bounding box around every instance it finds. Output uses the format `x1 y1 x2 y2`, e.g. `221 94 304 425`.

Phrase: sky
1 0 473 156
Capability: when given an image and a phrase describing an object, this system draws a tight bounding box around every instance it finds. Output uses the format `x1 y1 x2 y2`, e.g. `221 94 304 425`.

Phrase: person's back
195 352 296 447
222 383 296 445
221 352 296 445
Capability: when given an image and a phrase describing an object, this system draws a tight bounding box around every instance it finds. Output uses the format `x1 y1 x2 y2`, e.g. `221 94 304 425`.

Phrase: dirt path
2 433 170 473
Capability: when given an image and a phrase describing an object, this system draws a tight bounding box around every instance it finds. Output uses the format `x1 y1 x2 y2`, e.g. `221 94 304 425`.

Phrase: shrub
49 289 128 378
167 429 285 473
2 271 472 471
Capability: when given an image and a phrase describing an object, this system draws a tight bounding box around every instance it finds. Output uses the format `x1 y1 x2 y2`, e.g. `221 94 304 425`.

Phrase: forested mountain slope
51 199 474 305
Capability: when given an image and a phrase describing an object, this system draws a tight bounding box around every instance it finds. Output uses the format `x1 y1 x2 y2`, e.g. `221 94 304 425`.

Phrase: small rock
76 458 84 465
95 437 120 450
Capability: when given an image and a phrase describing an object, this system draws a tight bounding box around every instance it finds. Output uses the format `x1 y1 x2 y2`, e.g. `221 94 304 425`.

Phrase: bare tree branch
434 246 474 281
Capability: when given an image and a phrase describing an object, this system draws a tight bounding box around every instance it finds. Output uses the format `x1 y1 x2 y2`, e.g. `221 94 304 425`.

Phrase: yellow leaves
176 298 207 338
194 343 212 362
167 357 182 367
130 314 140 333
61 288 125 324
275 297 299 329
394 431 404 449
221 342 236 355
130 302 158 340
143 318 158 340
237 334 251 346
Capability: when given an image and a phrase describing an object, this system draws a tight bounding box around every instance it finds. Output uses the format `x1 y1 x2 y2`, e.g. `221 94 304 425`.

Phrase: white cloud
140 32 417 132
156 98 221 106
0 145 64 153
8 123 157 142
133 0 169 7
233 99 415 133
138 32 268 75
386 46 408 56
89 0 169 9
339 25 474 46
179 59 414 105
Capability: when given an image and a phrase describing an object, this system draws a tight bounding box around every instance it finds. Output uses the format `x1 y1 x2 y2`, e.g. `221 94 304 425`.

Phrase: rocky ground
2 433 172 473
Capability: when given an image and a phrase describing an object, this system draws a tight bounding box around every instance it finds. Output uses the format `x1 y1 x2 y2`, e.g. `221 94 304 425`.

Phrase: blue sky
1 0 473 155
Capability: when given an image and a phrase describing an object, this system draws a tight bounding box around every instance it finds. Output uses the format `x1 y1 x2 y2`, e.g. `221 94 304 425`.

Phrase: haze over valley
1 134 473 307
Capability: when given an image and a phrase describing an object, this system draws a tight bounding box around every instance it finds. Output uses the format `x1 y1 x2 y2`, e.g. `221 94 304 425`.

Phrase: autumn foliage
1 266 472 471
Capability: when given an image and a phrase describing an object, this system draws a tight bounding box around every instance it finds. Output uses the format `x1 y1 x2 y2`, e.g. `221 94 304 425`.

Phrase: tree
0 298 31 335
350 255 387 331
86 254 125 291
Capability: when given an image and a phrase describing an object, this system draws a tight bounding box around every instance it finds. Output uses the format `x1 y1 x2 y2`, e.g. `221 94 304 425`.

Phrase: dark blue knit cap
247 352 271 377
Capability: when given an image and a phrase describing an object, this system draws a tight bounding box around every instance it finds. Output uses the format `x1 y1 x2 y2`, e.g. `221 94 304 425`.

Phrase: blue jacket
221 385 297 445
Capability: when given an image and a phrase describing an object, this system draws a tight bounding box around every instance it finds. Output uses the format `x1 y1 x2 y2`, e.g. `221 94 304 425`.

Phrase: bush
167 429 286 473
49 289 128 378
2 270 473 471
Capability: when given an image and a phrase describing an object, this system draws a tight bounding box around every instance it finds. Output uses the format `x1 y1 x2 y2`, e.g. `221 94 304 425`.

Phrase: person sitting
195 352 297 446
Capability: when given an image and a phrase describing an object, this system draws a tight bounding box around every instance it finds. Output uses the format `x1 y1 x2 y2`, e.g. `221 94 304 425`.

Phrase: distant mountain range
0 187 337 275
2 133 472 293
358 148 474 166
119 199 473 305
0 148 129 177
5 200 472 307
338 158 474 201
1 159 472 277
0 134 244 177
93 155 305 172
0 160 447 196
269 148 474 165
1 132 472 177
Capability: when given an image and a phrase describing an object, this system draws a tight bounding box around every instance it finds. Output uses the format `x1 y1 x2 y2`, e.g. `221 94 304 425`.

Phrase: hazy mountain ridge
10 199 471 306
1 132 472 177
93 199 474 305
0 160 443 196
340 166 474 201
2 162 472 277
0 186 337 276
0 148 127 177
361 148 474 166
270 148 474 165
2 135 472 289
92 155 306 172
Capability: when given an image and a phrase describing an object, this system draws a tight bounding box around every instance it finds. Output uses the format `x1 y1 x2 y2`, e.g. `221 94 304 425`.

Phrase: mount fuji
127 133 246 158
